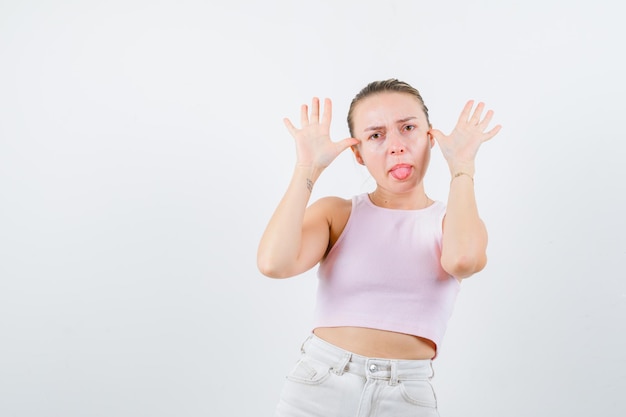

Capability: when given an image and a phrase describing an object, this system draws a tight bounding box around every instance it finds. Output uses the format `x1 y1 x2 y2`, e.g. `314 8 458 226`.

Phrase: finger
310 97 320 123
430 129 448 148
477 109 494 130
482 124 502 143
335 137 361 153
469 102 485 125
283 117 297 136
457 100 474 124
428 128 443 141
321 98 332 127
300 104 309 126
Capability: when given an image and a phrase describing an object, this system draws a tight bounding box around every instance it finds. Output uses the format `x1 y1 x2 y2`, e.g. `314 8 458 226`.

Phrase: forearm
441 167 488 278
257 165 322 278
432 100 500 278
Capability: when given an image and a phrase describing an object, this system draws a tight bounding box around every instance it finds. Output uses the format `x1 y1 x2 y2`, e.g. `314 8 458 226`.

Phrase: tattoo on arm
306 178 313 193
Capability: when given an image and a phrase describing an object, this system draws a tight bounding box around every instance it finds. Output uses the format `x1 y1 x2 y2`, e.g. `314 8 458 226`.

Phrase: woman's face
351 92 434 191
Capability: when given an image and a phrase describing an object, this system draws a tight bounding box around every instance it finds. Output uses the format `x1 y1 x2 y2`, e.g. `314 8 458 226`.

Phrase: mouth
389 164 413 180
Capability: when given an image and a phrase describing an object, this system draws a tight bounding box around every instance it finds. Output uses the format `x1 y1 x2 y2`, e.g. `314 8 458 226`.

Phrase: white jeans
275 334 441 417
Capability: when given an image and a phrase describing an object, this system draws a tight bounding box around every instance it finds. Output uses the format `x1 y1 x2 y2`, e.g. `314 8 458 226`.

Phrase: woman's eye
369 133 381 140
404 125 415 131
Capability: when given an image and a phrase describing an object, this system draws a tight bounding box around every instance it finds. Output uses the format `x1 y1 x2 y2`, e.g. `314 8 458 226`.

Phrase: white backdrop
1 1 624 416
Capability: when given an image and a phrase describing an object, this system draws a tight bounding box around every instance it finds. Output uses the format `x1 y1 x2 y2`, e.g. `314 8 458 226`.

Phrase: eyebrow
363 117 418 132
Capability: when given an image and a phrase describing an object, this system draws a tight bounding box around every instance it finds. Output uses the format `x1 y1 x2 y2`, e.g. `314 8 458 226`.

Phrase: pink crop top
313 193 461 352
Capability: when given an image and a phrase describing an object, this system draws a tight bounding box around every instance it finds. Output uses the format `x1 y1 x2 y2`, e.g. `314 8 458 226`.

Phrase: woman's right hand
283 97 359 171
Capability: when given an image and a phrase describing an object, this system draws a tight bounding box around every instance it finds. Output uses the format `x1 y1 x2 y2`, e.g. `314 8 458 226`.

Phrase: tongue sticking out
390 166 412 180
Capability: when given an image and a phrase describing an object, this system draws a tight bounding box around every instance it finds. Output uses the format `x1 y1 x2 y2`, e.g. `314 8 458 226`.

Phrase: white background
1 1 624 416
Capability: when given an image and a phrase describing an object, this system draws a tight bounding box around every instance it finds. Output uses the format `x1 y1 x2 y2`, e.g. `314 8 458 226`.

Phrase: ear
427 128 435 148
351 144 365 165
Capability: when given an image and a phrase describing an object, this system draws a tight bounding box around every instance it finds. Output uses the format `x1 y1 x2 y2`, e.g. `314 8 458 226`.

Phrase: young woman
257 79 501 417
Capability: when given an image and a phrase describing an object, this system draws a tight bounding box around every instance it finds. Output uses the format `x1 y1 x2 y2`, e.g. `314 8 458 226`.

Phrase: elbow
441 253 487 280
256 255 292 279
256 259 282 279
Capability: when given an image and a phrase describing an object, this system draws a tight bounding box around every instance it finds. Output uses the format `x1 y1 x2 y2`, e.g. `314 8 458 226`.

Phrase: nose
388 132 406 155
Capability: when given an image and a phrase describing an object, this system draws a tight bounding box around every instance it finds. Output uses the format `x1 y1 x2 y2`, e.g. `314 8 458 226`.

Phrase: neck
369 187 431 210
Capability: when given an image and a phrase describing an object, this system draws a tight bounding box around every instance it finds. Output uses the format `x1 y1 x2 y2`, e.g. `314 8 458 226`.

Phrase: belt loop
389 360 399 386
332 353 351 375
300 334 313 354
429 360 435 379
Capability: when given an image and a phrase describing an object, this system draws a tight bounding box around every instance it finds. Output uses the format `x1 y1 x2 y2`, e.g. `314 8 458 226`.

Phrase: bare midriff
313 326 436 360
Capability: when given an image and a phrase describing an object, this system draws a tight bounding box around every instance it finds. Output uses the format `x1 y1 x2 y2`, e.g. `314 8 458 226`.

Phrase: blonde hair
347 79 430 137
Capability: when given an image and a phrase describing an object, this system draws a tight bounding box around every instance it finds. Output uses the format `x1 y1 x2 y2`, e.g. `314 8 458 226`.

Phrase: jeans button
369 364 377 372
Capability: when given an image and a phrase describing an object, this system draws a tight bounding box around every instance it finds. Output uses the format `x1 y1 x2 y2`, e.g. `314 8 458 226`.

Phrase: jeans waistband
301 333 434 383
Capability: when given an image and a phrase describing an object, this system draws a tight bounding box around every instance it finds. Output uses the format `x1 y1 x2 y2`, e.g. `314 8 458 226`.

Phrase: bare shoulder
309 196 353 248
309 196 352 219
311 195 352 210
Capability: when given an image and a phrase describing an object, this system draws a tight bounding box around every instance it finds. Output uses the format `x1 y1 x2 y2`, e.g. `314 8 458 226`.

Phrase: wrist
448 162 475 178
295 163 323 175
294 164 323 189
451 171 474 183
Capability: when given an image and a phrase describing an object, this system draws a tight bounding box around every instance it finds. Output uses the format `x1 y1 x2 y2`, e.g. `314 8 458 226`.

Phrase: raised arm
430 100 501 279
257 97 359 279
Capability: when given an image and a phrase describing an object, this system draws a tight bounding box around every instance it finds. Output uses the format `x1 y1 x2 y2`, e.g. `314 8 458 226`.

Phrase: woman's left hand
429 100 501 174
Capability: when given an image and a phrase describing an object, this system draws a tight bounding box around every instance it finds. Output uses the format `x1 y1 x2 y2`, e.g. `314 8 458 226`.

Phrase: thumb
336 137 360 152
428 129 445 147
428 128 444 141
